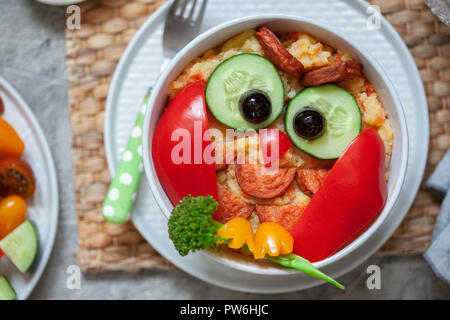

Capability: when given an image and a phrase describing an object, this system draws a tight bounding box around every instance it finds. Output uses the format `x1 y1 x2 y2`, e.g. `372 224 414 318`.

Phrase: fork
103 0 208 224
160 0 208 70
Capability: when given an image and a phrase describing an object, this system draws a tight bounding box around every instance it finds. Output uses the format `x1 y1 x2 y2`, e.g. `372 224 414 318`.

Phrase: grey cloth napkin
424 149 450 284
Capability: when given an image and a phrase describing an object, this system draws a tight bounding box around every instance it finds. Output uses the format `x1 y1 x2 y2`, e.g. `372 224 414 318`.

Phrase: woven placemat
66 0 172 272
372 0 449 254
66 0 449 272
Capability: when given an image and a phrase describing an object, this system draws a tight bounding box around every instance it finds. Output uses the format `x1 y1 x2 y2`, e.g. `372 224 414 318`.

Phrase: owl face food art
152 26 392 275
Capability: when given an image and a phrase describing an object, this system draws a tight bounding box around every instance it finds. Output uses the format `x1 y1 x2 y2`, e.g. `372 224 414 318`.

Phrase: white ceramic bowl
143 15 408 275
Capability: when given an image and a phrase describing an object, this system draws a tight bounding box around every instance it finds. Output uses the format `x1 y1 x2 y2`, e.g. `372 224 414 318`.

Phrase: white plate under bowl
0 77 59 299
105 0 428 293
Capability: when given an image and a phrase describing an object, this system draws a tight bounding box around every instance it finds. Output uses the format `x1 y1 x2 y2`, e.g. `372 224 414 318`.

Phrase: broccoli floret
168 195 223 256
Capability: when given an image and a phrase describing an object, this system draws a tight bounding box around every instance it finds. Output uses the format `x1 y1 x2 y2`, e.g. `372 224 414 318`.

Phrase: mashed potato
285 33 332 68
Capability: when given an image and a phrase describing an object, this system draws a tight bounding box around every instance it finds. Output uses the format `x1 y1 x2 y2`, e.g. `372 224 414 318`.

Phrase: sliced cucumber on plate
0 220 38 273
285 84 362 159
0 275 16 300
206 53 285 130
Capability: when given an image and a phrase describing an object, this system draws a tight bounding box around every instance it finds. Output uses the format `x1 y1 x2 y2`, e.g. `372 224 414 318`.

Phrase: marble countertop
1 0 449 299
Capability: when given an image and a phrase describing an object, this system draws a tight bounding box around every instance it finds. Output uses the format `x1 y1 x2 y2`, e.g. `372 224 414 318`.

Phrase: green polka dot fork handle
102 89 150 224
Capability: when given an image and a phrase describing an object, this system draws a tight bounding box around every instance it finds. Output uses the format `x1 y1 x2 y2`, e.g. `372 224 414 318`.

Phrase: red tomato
259 128 292 167
0 118 25 156
0 157 36 198
290 128 388 262
0 195 27 258
152 81 219 218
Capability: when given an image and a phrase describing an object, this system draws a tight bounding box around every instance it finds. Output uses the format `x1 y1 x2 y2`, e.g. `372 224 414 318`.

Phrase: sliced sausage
256 27 305 78
301 60 363 87
296 168 330 197
256 203 306 231
215 163 227 171
235 164 296 199
0 96 4 115
217 183 255 223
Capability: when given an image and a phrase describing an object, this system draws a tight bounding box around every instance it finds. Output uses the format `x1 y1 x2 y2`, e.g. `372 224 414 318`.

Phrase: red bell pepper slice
290 128 388 262
259 128 292 167
152 81 218 217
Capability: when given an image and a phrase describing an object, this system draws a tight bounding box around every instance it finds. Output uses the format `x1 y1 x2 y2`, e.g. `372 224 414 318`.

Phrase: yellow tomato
0 195 27 239
253 222 293 259
217 217 255 253
0 118 24 156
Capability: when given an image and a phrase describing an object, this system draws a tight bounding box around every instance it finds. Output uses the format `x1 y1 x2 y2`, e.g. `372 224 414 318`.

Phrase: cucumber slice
0 276 16 300
0 221 38 273
285 84 362 159
206 53 285 130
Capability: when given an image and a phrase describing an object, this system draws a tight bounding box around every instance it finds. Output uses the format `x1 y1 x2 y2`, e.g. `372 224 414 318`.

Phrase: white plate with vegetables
105 0 428 293
0 77 59 300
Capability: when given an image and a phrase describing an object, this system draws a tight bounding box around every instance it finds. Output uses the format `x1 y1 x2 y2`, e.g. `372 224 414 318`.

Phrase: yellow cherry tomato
217 217 255 253
253 222 293 259
0 195 27 239
0 118 25 157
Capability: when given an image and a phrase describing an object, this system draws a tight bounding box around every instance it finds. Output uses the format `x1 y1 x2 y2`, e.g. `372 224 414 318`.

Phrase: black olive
294 108 326 140
239 90 272 124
